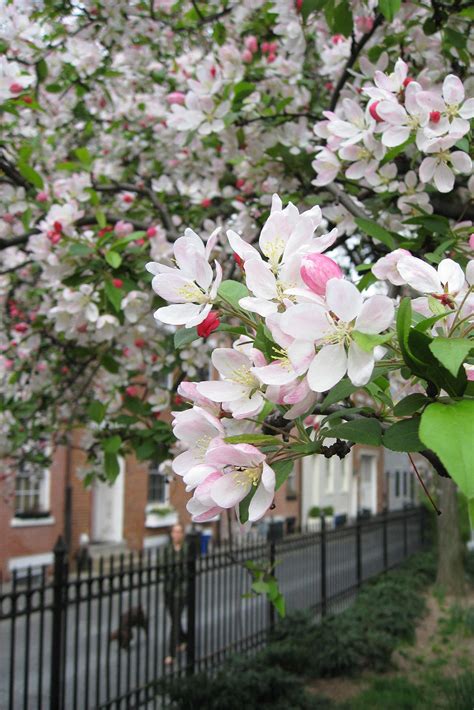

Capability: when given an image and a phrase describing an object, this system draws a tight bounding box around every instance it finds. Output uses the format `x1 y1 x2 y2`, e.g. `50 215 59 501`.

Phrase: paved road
0 517 422 709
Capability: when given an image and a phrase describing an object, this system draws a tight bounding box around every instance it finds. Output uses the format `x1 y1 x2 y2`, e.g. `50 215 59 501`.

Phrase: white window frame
13 464 50 519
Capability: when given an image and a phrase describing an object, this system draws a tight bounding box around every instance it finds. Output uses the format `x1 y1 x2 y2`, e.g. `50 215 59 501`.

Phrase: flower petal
347 342 375 386
210 474 249 508
438 258 465 293
244 259 278 299
307 344 347 393
355 295 394 334
326 279 363 323
397 256 442 293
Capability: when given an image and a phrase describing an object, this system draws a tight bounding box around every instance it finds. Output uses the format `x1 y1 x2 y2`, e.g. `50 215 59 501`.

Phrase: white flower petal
355 295 394 334
397 256 442 293
307 344 347 393
326 279 363 323
347 342 375 386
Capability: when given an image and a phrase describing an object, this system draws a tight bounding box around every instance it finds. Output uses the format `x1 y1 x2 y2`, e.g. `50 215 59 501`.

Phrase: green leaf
36 58 48 82
103 435 122 454
327 418 382 446
301 0 327 22
393 393 428 417
355 217 396 250
352 330 393 353
212 21 227 45
272 460 294 490
17 162 44 189
218 279 250 310
429 337 472 377
104 452 120 481
419 401 474 501
378 0 401 21
383 418 424 452
104 280 122 311
105 251 122 269
68 243 94 257
333 0 353 37
101 353 120 374
87 400 106 423
233 81 256 104
321 378 358 408
239 486 257 524
224 434 281 446
74 147 92 168
174 327 199 349
469 498 474 529
96 210 106 229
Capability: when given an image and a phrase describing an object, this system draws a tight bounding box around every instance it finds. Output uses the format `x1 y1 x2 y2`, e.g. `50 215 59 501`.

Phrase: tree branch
324 182 369 220
329 14 384 112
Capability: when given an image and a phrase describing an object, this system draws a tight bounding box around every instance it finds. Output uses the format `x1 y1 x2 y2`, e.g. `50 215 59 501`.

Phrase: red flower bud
429 110 441 124
112 278 123 288
197 311 220 338
134 338 146 348
125 385 139 398
369 101 383 122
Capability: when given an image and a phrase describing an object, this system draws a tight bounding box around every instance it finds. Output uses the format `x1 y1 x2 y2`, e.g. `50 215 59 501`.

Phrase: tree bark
436 476 465 596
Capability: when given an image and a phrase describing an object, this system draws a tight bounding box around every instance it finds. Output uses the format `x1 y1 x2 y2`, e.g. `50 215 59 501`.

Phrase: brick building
0 437 302 580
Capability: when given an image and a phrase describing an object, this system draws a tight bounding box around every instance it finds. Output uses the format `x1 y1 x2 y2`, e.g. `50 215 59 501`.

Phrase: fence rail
0 506 427 709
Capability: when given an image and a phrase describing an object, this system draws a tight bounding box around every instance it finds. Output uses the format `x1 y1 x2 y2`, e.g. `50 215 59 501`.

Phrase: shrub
166 655 329 709
339 677 430 710
441 672 474 710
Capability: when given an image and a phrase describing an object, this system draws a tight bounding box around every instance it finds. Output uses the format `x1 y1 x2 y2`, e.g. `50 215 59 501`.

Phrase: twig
329 14 384 111
408 453 441 515
324 183 369 220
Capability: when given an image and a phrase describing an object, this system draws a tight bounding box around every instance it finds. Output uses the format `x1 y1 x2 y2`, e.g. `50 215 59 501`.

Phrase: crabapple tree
0 0 473 585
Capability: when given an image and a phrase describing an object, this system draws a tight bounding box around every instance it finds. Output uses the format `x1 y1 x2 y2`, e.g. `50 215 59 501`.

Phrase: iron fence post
268 524 277 632
382 507 388 571
356 518 362 588
320 516 327 616
185 530 200 676
50 536 68 710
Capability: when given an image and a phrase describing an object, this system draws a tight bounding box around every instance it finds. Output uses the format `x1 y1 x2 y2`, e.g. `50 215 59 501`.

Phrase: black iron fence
0 507 427 709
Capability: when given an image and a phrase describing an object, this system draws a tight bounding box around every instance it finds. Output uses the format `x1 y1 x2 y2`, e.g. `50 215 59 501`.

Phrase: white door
359 454 377 514
92 457 125 542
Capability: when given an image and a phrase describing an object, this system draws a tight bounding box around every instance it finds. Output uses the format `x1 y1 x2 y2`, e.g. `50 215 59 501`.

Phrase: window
15 464 49 517
410 473 415 501
403 471 408 496
395 471 400 497
148 463 168 504
286 466 297 500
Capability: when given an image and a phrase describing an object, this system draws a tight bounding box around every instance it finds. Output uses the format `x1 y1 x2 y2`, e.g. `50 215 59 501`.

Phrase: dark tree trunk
436 477 465 596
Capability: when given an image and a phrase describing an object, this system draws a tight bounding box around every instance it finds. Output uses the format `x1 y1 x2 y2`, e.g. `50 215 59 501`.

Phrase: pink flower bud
244 35 258 53
14 322 29 333
242 49 253 63
201 198 212 208
3 213 15 224
36 191 49 202
267 53 276 63
112 278 123 288
9 83 24 94
355 16 374 33
430 110 441 124
331 34 345 45
166 91 186 105
261 42 271 53
469 234 474 250
114 220 134 237
125 385 139 398
146 226 157 238
300 253 343 295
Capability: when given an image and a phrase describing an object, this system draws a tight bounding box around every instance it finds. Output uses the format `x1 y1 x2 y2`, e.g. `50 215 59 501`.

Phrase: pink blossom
166 92 186 105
